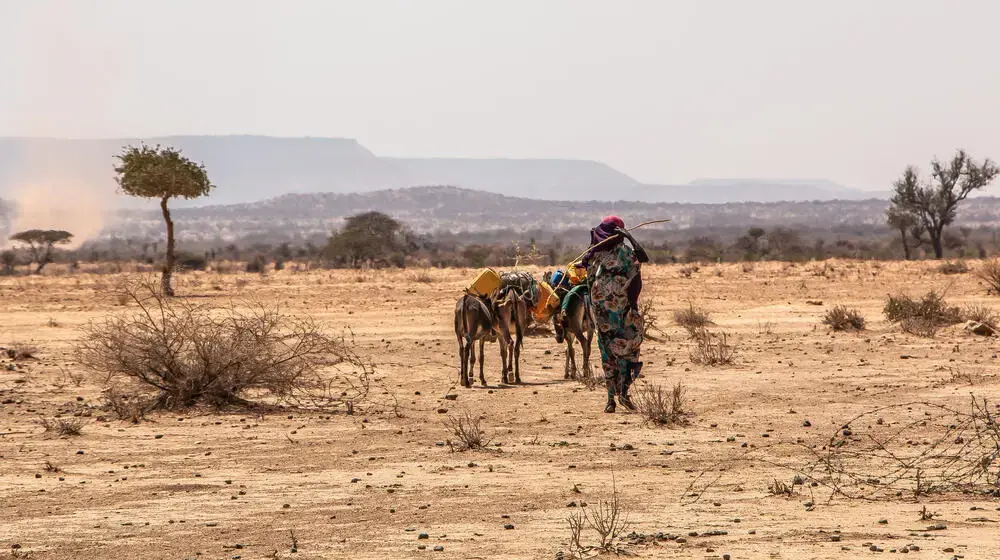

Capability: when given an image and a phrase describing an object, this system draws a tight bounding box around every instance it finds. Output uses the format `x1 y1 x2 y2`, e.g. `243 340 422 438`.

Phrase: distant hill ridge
0 135 881 204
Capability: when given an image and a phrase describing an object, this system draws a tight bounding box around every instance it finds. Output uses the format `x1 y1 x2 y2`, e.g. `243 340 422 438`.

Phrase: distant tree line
3 146 997 277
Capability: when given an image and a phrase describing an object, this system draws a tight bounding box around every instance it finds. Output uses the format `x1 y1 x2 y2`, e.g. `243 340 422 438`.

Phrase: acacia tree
114 144 214 295
888 150 999 259
10 229 73 273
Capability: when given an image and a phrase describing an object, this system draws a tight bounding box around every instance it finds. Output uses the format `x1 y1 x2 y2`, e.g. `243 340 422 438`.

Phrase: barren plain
2 261 999 559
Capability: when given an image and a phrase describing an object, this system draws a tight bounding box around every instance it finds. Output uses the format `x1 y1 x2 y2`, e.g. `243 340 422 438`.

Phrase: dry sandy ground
1 261 999 559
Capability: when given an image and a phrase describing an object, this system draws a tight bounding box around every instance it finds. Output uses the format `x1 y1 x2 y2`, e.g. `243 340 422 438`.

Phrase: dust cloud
1 180 117 250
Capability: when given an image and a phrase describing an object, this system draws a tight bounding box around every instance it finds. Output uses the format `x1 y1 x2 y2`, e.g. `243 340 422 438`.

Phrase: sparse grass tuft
768 478 794 496
883 291 962 337
445 410 493 451
938 260 969 275
977 258 1000 294
40 417 84 437
7 343 37 360
963 304 998 329
631 382 688 425
673 303 712 336
689 328 737 366
410 271 434 284
822 305 866 331
102 387 149 423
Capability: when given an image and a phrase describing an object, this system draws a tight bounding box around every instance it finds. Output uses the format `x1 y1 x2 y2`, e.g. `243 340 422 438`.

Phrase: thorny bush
78 277 372 411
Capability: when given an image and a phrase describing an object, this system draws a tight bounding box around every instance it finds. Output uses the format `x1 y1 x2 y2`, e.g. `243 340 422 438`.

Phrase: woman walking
577 215 649 413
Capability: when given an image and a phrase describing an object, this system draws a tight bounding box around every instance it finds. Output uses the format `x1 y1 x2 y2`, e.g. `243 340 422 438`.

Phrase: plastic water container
567 265 588 285
467 268 501 296
532 281 560 322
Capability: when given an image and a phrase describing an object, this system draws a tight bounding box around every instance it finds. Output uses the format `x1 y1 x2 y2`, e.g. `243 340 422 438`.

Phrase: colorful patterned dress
586 241 644 403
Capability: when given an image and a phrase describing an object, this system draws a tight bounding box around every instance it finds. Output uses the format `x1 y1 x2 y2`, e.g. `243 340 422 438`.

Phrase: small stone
433 546 444 551
154 434 163 439
504 524 515 530
878 519 888 524
803 420 812 427
418 533 429 540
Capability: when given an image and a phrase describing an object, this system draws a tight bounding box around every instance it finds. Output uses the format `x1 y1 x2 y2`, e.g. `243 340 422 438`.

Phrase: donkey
454 293 497 388
494 287 530 384
545 274 595 380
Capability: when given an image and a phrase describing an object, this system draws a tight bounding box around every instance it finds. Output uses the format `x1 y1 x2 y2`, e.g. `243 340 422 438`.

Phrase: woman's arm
616 228 650 263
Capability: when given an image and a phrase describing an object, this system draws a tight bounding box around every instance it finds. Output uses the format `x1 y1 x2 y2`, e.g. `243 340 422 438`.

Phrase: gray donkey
454 293 497 388
494 287 530 384
546 275 594 380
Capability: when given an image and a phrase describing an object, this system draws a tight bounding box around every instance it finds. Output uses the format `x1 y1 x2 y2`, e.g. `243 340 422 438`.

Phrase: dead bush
631 381 687 425
689 328 737 366
679 265 699 278
673 303 712 336
822 305 866 331
6 343 37 360
445 410 493 451
566 475 632 557
40 417 84 436
963 304 998 329
410 271 434 283
768 478 794 496
639 298 663 339
78 277 371 411
102 387 150 423
938 260 969 275
977 258 1000 294
883 291 962 337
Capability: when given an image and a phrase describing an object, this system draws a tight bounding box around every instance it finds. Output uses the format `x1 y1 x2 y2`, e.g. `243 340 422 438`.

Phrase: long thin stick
565 218 671 268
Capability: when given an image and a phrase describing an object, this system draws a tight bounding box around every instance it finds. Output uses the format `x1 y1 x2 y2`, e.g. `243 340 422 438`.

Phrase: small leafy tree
888 151 999 259
114 144 214 295
885 206 922 260
323 211 416 268
10 230 73 273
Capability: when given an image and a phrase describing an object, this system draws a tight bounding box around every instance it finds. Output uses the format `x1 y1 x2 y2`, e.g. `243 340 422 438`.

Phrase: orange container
567 265 588 285
532 281 560 322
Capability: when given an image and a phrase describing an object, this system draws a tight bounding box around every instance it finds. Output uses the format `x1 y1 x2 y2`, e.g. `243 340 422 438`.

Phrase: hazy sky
2 0 998 189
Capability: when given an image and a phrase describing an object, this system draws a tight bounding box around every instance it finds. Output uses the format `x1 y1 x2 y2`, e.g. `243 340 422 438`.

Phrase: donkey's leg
564 339 572 379
566 338 577 379
513 325 523 384
459 337 470 388
498 331 510 385
478 337 487 387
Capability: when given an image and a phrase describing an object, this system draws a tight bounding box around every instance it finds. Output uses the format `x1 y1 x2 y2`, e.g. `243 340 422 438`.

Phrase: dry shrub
102 387 149 423
767 478 793 496
822 305 866 331
566 476 632 557
883 291 962 337
963 304 998 329
6 343 37 360
689 328 737 366
410 271 434 283
977 258 1000 294
938 260 969 275
631 381 687 425
78 277 371 411
673 303 712 336
639 298 663 339
445 410 493 451
41 417 84 436
679 265 699 278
